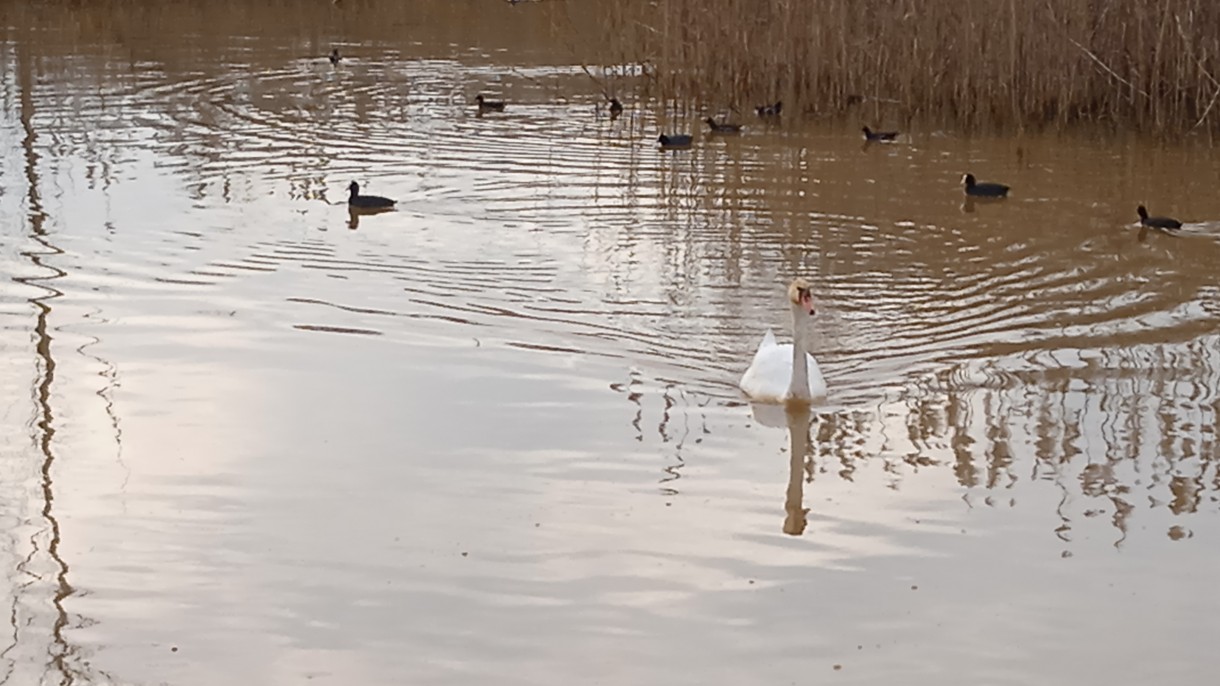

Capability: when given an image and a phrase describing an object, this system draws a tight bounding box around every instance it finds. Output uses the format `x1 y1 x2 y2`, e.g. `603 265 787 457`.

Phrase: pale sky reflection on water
1 1 1219 684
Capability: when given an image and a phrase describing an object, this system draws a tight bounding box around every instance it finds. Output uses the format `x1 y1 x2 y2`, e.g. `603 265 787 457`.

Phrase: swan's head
787 278 816 316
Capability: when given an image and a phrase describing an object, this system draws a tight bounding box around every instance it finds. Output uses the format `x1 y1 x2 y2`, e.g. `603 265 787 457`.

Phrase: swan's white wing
740 342 795 402
748 329 778 365
805 356 828 399
760 329 777 349
740 340 828 403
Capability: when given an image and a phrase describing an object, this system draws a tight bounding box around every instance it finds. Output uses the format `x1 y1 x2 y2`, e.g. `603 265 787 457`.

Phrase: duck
704 117 742 134
347 181 396 209
862 126 898 142
739 278 828 403
962 173 1010 198
1137 205 1182 230
756 101 783 117
608 98 624 118
475 95 506 113
657 134 693 150
329 48 341 66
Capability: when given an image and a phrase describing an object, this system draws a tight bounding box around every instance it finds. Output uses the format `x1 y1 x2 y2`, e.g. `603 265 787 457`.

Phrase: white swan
739 278 828 403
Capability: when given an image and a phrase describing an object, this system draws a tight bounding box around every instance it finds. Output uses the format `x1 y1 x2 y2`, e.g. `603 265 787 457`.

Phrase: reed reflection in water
0 1 1218 685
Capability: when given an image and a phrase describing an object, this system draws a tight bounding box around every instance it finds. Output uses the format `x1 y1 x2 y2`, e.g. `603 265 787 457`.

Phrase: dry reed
573 0 1220 135
14 0 1220 134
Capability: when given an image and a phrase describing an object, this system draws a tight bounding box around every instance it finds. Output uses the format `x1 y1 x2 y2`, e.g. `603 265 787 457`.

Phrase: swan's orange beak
801 292 816 316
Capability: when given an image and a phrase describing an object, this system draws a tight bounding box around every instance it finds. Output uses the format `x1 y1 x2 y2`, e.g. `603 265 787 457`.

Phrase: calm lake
2 1 1219 684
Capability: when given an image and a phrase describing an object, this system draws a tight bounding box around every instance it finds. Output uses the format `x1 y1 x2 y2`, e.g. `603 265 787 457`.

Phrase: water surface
2 2 1219 684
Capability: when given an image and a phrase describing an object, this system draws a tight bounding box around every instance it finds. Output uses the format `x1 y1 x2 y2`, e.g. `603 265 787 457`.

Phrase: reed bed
12 0 1220 134
577 0 1220 134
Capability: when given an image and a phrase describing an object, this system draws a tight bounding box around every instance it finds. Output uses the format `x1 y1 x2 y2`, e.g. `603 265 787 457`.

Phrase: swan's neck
788 302 811 401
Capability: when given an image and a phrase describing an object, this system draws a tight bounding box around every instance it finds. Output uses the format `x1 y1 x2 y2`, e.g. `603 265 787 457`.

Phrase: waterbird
962 173 1010 198
704 117 743 134
608 98 623 118
347 181 396 209
862 126 898 142
657 134 693 150
756 101 783 117
329 48 341 65
739 278 827 403
475 94 506 113
1137 205 1181 230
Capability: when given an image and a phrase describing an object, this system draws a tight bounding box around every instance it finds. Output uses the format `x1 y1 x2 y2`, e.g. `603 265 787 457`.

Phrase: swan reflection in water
748 401 815 536
738 277 829 534
783 403 814 536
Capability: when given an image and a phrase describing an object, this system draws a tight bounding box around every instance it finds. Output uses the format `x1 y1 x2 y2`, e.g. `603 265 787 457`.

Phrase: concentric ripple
3 4 1220 685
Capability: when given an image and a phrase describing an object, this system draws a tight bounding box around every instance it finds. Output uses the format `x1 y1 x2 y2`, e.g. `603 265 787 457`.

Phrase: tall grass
578 0 1220 134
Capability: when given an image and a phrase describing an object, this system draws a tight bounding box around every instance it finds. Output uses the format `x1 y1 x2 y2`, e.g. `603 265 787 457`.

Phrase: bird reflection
1135 223 1184 243
747 400 815 535
783 403 814 535
347 205 395 229
960 195 1006 214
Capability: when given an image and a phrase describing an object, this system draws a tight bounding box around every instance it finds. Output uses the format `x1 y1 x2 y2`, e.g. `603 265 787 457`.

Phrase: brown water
2 2 1219 684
